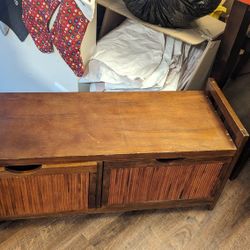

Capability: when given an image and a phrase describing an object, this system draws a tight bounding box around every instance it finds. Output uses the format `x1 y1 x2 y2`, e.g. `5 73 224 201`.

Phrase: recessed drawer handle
4 165 42 174
155 158 185 164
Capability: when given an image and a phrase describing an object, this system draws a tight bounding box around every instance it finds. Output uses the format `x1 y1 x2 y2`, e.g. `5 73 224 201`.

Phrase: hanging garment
0 21 9 36
22 0 61 53
51 0 89 77
0 0 28 41
22 0 91 76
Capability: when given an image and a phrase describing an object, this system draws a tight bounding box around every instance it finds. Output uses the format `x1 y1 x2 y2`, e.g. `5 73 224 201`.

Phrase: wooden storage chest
0 79 248 219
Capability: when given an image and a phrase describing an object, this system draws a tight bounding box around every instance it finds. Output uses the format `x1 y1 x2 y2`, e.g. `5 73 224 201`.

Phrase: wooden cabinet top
0 91 236 164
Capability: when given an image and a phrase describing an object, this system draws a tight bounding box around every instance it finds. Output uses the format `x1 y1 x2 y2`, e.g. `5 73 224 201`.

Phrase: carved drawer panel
102 159 227 207
0 162 98 218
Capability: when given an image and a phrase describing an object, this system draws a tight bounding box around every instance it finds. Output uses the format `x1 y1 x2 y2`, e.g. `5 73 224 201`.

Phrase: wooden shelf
97 0 226 45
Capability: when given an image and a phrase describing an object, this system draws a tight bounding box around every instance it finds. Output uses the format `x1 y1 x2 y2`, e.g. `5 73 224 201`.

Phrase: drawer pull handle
155 158 184 164
4 165 42 174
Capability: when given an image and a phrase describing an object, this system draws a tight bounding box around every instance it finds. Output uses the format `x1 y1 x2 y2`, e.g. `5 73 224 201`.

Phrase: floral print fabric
22 0 89 76
52 0 89 76
22 0 61 53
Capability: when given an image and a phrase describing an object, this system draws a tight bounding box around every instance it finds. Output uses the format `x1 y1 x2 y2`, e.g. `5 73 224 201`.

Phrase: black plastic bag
122 0 220 28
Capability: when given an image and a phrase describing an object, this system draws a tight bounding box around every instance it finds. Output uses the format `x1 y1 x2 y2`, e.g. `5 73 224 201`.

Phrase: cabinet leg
207 202 216 210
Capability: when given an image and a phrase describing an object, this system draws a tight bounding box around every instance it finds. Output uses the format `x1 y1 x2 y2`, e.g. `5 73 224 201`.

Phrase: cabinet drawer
0 162 99 218
102 159 229 208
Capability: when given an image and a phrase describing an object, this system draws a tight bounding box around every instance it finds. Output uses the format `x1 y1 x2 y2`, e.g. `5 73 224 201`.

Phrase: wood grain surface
103 161 225 207
0 171 91 217
207 79 249 148
0 161 249 250
207 79 249 208
0 92 236 165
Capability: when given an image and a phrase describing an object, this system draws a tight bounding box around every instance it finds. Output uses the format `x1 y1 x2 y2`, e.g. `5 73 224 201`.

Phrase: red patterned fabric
22 0 89 76
51 0 89 76
22 0 61 53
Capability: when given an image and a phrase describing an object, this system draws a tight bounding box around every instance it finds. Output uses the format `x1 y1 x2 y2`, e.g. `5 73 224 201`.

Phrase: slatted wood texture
0 172 90 217
0 162 248 250
105 161 225 206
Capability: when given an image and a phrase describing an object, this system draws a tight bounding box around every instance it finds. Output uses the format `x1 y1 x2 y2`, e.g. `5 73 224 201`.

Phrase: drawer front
0 162 99 217
102 159 228 207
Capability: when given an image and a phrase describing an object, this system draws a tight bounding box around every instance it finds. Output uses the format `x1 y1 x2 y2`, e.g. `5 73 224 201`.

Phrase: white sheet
81 20 165 88
80 19 206 92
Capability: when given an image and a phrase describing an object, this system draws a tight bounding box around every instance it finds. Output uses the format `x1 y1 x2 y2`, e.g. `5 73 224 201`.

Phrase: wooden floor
0 160 249 250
